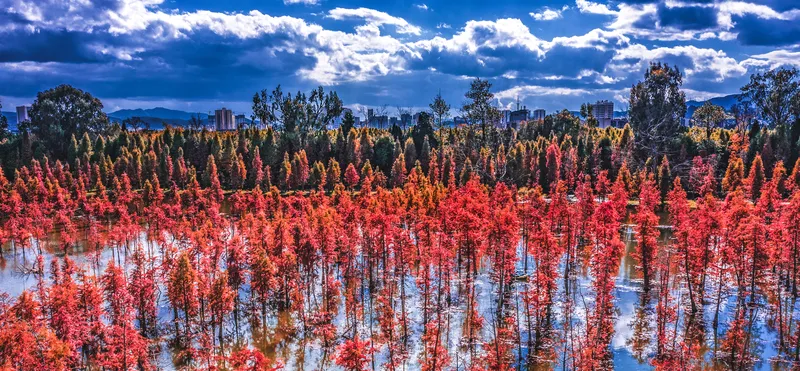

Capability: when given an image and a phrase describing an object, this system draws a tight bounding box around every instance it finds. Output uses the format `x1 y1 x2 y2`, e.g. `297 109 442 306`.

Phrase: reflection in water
0 207 791 371
628 291 653 364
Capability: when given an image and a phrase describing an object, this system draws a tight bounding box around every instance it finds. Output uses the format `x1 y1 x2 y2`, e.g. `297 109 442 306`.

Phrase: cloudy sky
1 0 799 115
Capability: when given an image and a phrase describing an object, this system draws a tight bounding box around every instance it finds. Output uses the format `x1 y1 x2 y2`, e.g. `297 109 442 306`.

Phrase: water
0 210 791 370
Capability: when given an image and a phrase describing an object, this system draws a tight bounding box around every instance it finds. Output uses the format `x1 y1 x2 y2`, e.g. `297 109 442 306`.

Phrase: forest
0 63 800 370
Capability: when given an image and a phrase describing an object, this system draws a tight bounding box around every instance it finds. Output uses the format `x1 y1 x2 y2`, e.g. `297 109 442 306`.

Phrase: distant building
389 117 399 127
235 114 247 128
500 110 511 127
373 115 388 128
532 109 546 121
589 100 614 128
509 106 530 129
16 106 30 126
400 113 412 127
215 108 235 131
207 115 216 129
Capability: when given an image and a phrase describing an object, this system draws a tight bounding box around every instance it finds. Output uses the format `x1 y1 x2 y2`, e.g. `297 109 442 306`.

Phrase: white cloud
548 28 629 50
283 0 320 5
575 0 617 16
531 8 562 21
327 7 421 35
496 85 589 100
612 44 747 82
495 84 629 108
415 4 429 11
576 0 800 42
413 18 545 56
741 50 800 69
4 0 789 96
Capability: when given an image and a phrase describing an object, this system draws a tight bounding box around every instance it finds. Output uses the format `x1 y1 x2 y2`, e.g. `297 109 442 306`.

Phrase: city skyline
1 0 798 114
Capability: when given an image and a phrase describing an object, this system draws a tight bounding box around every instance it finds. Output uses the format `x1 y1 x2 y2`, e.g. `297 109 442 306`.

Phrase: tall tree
27 85 110 158
462 78 500 147
693 101 726 140
628 63 687 163
429 91 451 144
740 67 799 130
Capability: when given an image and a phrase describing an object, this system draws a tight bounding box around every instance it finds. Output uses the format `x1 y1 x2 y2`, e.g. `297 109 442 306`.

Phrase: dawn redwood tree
784 190 800 299
335 336 373 371
45 258 83 368
668 177 701 315
691 188 722 310
477 316 517 371
0 291 71 370
635 174 659 291
209 271 234 353
487 183 519 322
129 247 158 338
519 186 560 366
420 321 449 371
101 262 149 370
583 186 625 370
450 178 489 357
167 253 199 347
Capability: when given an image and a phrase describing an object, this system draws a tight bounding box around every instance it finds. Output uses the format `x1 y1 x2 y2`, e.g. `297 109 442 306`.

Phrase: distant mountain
107 116 204 130
108 107 208 121
686 93 742 118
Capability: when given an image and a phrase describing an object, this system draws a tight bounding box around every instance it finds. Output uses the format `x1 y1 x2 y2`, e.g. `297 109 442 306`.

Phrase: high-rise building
509 106 530 129
16 106 30 126
500 110 511 127
589 100 614 128
532 109 546 121
215 108 235 131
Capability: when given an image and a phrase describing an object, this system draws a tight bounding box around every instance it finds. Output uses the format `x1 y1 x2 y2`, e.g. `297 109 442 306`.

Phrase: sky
1 0 799 116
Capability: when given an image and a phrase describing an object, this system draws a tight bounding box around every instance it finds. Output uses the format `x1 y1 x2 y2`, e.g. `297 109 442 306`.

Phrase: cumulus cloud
611 44 747 82
415 4 429 11
327 7 421 35
582 0 800 43
741 50 800 69
575 0 618 16
1 0 797 111
531 7 563 21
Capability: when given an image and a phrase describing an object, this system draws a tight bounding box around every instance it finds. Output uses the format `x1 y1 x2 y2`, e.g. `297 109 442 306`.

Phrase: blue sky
1 0 799 116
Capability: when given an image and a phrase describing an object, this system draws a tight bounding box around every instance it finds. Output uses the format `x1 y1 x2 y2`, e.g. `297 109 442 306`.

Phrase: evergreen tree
746 154 765 201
